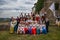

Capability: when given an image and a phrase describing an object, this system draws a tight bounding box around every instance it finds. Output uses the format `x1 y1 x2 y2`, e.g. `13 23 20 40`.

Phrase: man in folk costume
10 17 17 33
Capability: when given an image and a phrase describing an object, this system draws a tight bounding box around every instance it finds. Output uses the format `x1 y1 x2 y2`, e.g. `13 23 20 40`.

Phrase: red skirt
32 27 36 35
24 27 28 34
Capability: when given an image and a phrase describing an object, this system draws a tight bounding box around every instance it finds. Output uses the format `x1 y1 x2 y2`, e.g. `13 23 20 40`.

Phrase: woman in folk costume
35 13 40 23
10 17 17 33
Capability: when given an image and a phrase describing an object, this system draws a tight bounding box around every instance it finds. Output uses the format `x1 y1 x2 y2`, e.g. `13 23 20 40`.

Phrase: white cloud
0 0 37 18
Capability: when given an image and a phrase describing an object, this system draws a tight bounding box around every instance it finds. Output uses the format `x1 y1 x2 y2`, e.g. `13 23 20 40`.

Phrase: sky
0 0 37 18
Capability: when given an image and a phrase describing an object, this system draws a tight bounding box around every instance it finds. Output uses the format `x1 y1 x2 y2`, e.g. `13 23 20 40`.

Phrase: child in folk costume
31 21 36 35
24 24 28 34
10 17 17 33
17 23 25 34
35 22 40 34
42 23 47 34
40 24 43 34
17 22 21 34
28 21 33 34
40 22 47 34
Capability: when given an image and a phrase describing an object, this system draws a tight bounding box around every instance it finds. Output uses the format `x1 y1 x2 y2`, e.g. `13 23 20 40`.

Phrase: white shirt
10 20 17 27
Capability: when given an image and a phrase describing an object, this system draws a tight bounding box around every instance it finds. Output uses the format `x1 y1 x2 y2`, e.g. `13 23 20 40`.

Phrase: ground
0 25 60 40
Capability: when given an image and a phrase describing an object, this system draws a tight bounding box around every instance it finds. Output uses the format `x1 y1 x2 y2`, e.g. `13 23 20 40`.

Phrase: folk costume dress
42 24 47 34
35 14 40 22
17 24 21 34
31 24 36 35
28 24 32 34
36 24 40 34
10 20 17 33
40 24 43 34
24 26 28 34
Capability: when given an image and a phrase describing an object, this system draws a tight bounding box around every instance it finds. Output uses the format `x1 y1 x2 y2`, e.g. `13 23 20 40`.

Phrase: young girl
36 23 40 34
40 23 43 34
17 21 25 34
28 22 33 34
24 24 28 34
42 23 47 34
10 17 17 33
31 21 36 35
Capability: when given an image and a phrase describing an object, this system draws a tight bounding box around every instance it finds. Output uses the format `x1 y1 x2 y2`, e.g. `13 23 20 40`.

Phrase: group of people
10 13 49 35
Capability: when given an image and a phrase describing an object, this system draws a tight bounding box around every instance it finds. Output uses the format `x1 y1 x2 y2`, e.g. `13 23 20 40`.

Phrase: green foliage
35 0 44 12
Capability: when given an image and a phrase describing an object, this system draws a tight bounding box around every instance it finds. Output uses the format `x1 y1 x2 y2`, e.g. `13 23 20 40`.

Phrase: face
11 17 15 21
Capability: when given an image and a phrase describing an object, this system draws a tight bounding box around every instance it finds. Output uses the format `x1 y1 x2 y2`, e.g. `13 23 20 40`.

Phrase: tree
35 0 44 13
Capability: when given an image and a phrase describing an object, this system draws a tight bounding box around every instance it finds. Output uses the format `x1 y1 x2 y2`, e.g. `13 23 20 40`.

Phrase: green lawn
0 26 60 40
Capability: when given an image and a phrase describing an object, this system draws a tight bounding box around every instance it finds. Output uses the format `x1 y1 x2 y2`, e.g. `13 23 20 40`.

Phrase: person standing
45 18 49 33
14 16 20 33
10 17 17 33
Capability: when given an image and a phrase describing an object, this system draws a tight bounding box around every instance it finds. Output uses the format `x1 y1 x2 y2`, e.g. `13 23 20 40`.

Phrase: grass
0 26 60 40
